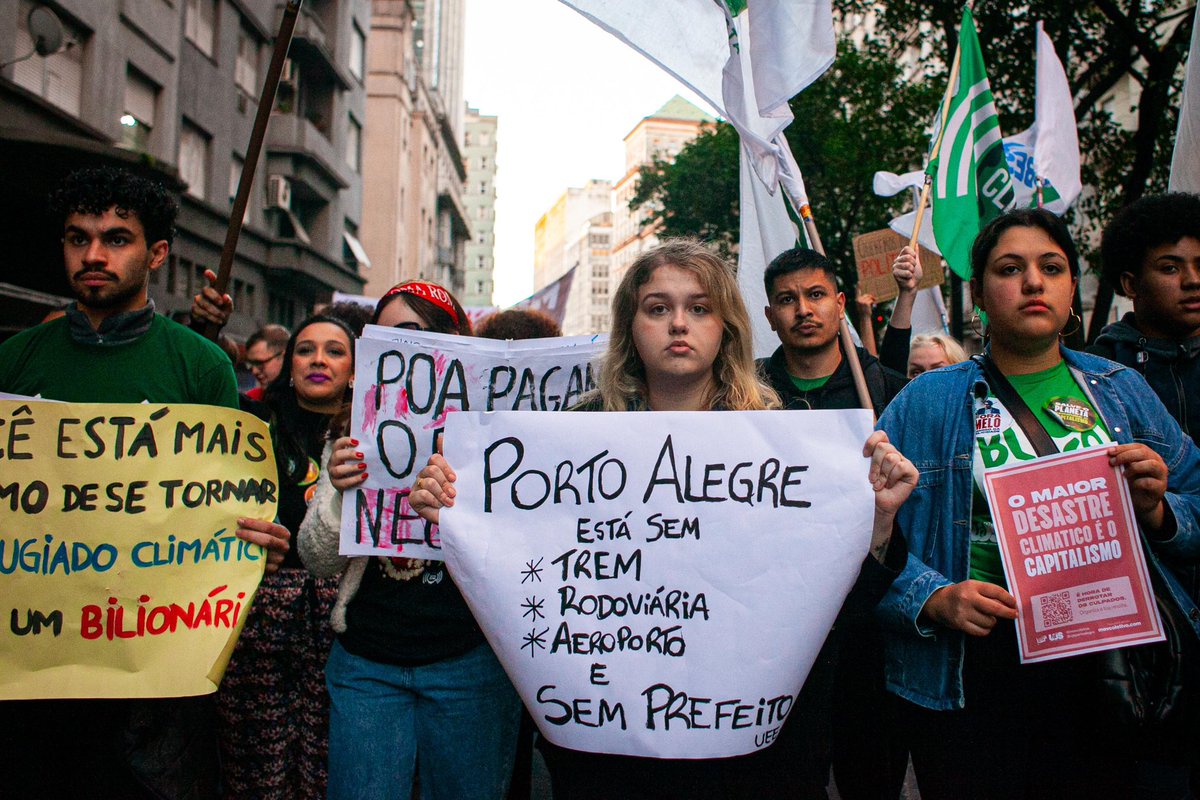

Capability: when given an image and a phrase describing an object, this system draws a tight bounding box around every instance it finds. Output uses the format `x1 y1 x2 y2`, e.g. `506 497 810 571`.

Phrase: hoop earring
1060 309 1082 339
970 310 985 339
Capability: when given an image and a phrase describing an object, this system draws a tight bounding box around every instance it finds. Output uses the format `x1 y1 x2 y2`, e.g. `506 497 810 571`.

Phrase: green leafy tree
633 2 1195 339
842 0 1196 340
632 122 741 261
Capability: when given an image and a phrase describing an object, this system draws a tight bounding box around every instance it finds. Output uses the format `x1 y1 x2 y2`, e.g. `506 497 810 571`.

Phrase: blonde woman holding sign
412 239 917 799
877 209 1200 798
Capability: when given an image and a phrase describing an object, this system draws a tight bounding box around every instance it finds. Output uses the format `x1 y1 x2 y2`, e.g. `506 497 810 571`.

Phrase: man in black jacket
757 247 907 416
1090 192 1200 444
756 246 909 799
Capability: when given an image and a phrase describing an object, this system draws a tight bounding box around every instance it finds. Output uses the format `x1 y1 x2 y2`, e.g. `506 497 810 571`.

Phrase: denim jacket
876 347 1200 711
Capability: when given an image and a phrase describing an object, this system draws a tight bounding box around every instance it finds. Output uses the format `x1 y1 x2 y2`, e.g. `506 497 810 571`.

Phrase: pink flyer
982 448 1164 663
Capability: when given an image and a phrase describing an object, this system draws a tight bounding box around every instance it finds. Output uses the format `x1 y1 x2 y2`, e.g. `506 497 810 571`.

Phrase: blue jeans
325 639 521 800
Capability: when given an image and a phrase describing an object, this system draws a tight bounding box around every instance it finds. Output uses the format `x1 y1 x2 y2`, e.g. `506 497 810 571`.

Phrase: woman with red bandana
297 282 523 800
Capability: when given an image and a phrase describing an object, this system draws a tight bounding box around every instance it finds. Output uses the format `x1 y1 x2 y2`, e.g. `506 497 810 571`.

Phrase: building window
121 68 157 152
343 220 370 271
235 27 259 95
179 122 210 200
479 181 487 194
13 1 84 117
346 115 362 172
185 0 217 58
349 23 366 81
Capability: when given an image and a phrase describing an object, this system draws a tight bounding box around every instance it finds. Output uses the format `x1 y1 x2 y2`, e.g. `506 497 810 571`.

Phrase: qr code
1038 591 1073 628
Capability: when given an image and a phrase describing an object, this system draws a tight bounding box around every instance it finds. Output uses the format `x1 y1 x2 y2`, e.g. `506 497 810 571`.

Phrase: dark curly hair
476 308 562 340
1100 193 1200 296
48 166 179 246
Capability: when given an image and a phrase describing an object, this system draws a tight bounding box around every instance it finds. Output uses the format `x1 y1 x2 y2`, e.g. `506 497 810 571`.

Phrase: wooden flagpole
203 1 304 341
908 41 964 251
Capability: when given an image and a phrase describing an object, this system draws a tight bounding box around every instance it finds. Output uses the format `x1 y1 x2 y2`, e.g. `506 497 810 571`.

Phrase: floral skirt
216 567 339 800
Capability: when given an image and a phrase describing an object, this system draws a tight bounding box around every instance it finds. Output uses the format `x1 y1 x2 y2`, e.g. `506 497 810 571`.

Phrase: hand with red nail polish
330 436 370 492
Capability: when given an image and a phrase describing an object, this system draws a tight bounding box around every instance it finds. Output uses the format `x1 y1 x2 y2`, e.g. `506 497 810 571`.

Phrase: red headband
382 281 460 326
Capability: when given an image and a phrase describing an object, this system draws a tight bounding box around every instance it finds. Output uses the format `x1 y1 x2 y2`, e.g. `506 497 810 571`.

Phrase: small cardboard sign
853 229 944 302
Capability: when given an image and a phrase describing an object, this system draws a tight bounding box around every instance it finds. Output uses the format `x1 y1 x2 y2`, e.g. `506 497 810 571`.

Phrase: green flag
930 7 1015 280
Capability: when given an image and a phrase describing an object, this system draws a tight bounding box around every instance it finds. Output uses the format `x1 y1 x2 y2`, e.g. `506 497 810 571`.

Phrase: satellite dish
28 6 65 57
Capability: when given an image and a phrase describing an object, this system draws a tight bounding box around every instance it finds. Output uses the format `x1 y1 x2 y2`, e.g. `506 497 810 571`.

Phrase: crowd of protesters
2 165 1200 800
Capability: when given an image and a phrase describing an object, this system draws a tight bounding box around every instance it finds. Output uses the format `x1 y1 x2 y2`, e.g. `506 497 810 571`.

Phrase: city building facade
609 95 713 289
0 0 371 339
462 105 497 307
360 0 469 299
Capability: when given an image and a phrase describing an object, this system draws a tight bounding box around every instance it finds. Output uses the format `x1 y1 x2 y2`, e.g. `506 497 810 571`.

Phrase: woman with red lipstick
297 283 525 800
217 314 355 800
410 240 918 799
876 209 1200 798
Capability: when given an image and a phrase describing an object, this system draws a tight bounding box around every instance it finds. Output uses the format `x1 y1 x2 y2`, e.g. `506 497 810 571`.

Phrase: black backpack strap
973 354 1058 458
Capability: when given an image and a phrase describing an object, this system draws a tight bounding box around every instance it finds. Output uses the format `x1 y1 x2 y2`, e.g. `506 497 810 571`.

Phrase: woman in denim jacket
877 209 1200 799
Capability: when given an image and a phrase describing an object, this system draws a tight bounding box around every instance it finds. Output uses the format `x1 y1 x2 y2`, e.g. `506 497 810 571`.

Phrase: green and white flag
930 7 1016 280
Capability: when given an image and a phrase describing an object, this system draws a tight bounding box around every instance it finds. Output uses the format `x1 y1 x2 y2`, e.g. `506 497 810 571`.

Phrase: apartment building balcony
266 239 364 296
286 3 353 90
266 113 348 197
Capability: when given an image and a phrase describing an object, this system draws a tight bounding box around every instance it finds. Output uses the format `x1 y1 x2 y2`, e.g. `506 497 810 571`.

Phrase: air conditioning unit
280 58 295 83
267 175 291 210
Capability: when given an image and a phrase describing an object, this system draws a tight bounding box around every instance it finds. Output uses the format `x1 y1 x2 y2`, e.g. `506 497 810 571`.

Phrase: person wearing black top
298 282 523 800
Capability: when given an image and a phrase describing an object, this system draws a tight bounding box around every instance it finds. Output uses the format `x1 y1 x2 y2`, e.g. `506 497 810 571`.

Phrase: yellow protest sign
0 400 276 699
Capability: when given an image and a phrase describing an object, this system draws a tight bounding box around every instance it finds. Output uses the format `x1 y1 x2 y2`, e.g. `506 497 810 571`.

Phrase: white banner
441 409 875 758
341 327 606 559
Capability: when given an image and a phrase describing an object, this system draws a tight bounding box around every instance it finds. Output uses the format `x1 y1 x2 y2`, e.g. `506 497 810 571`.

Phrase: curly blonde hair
596 239 779 411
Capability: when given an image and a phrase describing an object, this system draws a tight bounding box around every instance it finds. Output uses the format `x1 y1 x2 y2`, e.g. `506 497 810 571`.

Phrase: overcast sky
462 0 708 306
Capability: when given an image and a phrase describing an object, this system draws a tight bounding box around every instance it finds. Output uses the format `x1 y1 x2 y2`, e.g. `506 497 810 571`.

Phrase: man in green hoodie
1090 192 1200 444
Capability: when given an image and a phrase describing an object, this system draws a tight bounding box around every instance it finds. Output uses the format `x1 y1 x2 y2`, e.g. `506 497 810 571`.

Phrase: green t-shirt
790 373 833 392
970 360 1112 585
0 315 238 408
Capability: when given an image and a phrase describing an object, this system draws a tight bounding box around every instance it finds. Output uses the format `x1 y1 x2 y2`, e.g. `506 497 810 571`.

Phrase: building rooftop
648 95 714 123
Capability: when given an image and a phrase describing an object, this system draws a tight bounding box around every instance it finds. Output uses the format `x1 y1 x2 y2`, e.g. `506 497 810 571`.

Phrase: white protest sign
441 409 876 759
341 326 607 559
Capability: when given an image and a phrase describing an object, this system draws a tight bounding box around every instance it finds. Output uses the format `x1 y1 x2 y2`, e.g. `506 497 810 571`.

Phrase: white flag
1030 22 1081 212
1170 4 1200 192
560 0 836 355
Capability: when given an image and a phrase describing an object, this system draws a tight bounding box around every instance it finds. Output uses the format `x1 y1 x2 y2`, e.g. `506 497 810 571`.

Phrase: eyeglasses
245 351 284 370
